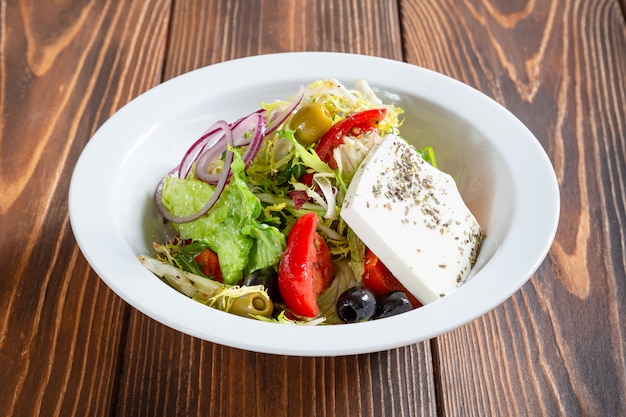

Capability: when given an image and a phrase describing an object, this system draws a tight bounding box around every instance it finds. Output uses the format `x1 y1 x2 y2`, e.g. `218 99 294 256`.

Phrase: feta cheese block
341 135 483 304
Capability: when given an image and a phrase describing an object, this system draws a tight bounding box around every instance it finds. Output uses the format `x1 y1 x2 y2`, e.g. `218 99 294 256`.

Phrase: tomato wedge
315 108 387 169
278 212 335 317
362 248 422 309
195 248 223 283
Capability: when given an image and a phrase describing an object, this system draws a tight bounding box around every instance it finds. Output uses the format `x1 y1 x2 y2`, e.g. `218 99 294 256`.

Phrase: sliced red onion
195 113 265 183
240 113 266 167
155 130 235 223
154 85 303 224
177 121 229 179
230 110 264 144
194 142 229 184
155 113 264 222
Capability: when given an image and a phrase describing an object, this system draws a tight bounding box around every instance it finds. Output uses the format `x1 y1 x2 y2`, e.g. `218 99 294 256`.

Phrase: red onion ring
155 128 234 223
154 85 304 223
195 113 265 183
177 122 228 179
240 113 266 168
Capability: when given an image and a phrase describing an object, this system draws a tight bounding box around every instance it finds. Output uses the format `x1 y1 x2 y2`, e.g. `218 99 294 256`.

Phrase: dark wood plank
114 1 438 416
162 0 404 81
401 0 626 415
116 315 436 417
0 0 171 415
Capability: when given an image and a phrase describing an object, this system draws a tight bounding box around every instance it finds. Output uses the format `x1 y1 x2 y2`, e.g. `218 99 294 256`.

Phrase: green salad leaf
162 152 286 284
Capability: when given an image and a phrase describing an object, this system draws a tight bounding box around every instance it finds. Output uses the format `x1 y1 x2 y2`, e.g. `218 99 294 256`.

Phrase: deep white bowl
69 52 559 356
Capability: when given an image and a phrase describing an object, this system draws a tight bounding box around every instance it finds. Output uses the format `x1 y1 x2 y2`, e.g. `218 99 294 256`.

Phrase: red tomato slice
362 248 422 309
278 212 335 317
195 248 223 283
315 108 387 169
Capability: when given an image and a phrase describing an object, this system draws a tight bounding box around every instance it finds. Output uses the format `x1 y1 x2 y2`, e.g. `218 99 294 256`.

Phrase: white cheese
340 135 483 304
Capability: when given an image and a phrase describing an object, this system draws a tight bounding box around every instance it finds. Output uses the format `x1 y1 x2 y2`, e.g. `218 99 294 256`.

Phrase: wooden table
2 0 625 415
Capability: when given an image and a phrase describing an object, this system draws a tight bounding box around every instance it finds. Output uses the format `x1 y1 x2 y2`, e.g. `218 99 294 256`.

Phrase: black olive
336 287 376 323
244 267 282 302
373 291 413 320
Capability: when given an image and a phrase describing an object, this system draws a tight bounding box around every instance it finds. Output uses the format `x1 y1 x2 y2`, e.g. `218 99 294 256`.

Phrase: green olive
289 103 333 145
229 292 274 318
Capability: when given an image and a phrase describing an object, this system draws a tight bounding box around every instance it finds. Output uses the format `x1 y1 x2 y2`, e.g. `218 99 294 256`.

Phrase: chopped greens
144 79 438 324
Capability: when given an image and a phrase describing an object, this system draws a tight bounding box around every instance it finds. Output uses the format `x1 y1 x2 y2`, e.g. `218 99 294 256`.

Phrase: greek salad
140 79 483 324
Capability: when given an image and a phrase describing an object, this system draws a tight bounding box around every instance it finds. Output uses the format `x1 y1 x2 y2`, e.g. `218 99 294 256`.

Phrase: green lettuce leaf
162 152 286 284
282 129 334 175
242 222 285 275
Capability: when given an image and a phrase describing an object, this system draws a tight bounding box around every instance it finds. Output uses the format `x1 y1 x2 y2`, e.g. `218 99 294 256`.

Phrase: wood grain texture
162 0 404 80
116 314 436 417
0 0 171 415
401 0 626 415
2 0 625 415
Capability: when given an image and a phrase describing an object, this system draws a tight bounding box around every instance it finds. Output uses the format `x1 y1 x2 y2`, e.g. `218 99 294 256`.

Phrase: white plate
69 52 559 356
